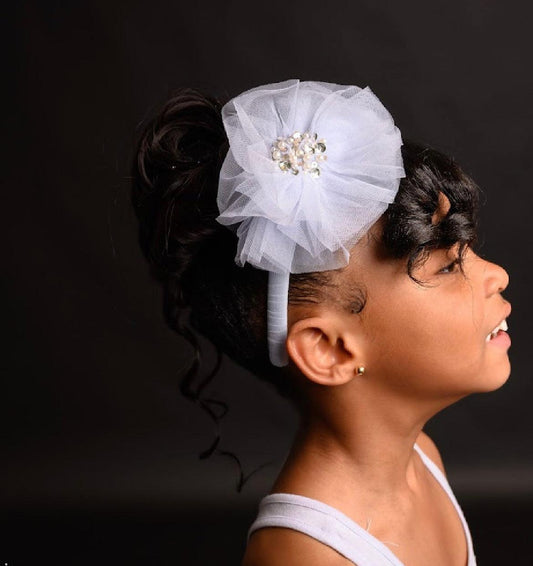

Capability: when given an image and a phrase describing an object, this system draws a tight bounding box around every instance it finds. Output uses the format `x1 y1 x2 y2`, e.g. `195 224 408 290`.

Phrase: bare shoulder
242 527 354 566
416 430 446 475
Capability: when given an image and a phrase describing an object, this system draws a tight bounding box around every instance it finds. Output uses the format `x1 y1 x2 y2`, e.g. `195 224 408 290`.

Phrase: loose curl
130 87 479 490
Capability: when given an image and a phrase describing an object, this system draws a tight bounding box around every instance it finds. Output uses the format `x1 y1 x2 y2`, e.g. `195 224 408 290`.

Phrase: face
342 232 511 402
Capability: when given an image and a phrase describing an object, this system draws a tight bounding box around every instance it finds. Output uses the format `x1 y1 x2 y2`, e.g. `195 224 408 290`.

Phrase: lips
485 319 509 342
485 319 508 342
485 303 512 343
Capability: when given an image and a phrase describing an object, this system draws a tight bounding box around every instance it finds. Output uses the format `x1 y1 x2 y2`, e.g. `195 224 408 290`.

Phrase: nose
483 258 509 296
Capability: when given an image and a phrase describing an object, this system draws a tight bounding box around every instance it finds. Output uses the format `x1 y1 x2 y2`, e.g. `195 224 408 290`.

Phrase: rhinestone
271 130 327 177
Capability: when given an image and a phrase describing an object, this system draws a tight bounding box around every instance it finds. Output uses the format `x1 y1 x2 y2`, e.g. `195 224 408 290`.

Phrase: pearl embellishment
271 131 327 178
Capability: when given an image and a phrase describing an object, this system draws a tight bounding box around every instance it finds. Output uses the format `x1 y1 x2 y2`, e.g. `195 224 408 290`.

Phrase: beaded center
270 131 327 178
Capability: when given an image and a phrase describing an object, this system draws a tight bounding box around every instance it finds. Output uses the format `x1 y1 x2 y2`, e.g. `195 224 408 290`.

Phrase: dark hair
130 87 479 487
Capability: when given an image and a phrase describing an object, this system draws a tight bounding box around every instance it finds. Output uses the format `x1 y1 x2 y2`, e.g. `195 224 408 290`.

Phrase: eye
439 258 460 274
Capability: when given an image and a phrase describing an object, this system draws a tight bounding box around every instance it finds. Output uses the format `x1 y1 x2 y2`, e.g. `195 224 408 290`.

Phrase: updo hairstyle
131 87 480 406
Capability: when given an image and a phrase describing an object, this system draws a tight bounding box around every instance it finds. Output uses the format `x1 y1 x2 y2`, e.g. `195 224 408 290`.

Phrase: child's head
131 85 510 414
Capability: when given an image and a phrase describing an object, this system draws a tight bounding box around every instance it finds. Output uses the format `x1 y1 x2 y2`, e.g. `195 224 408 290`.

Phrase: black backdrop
4 1 533 564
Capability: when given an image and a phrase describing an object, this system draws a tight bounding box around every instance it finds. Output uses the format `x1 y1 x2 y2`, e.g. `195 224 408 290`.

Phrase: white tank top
247 443 476 565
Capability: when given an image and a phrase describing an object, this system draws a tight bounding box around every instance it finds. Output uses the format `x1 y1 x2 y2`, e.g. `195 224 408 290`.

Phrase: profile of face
351 231 511 400
287 207 511 406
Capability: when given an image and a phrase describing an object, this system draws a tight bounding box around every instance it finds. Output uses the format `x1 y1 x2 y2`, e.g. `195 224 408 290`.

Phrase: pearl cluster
270 131 327 178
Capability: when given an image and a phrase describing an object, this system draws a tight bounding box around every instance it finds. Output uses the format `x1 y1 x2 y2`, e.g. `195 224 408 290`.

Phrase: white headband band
216 79 405 367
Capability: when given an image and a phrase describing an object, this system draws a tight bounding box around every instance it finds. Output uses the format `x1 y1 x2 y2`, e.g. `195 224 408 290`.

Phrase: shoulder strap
248 492 404 566
248 444 477 566
413 443 476 565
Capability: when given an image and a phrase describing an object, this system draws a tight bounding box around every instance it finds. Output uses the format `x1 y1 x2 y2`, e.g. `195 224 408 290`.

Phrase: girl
131 80 510 565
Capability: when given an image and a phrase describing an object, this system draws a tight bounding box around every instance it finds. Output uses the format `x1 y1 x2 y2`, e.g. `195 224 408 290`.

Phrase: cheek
362 285 491 395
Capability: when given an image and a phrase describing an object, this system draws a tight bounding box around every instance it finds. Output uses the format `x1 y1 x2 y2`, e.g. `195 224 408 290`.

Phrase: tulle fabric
216 79 405 366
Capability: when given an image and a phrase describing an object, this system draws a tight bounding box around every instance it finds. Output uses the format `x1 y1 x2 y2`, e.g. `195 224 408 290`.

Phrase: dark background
4 1 533 564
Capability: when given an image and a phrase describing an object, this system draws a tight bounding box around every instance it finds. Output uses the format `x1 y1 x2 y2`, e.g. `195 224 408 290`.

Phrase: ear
286 315 361 386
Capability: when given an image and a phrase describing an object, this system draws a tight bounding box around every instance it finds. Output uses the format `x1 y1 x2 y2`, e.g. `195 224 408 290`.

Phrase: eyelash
439 259 460 274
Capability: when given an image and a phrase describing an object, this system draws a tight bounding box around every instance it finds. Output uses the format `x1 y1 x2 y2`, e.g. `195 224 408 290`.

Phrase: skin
243 196 511 566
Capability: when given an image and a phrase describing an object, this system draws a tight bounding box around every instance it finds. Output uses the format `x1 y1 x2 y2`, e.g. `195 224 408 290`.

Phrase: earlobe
286 316 360 386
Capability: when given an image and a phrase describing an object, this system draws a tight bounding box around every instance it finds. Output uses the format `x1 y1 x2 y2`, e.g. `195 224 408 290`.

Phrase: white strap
248 445 477 565
248 493 403 565
267 271 290 366
413 443 476 565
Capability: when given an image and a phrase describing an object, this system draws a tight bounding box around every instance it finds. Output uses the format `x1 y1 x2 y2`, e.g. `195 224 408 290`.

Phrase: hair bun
131 87 230 291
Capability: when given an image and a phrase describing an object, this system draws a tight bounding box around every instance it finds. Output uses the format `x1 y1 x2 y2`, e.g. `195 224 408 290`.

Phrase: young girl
131 80 510 565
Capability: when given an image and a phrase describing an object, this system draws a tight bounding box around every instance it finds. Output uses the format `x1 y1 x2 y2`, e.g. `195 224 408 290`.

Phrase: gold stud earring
356 366 365 376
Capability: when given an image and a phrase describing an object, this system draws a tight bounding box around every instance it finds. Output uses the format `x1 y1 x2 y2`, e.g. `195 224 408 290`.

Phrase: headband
216 79 405 366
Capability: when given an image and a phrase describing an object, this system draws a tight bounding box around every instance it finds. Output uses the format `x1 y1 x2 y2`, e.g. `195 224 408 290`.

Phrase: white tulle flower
216 79 405 366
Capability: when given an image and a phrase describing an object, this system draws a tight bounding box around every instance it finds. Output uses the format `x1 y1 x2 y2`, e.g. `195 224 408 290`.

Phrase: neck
272 382 459 501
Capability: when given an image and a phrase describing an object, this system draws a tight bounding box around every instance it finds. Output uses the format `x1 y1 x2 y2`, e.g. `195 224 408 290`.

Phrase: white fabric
216 79 405 366
267 272 290 366
247 443 476 565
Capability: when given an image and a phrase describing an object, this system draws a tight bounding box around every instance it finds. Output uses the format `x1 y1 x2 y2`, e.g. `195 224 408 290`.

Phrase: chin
475 361 511 393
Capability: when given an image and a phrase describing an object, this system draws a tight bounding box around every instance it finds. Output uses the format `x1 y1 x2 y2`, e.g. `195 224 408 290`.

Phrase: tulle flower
216 79 405 275
216 79 405 366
